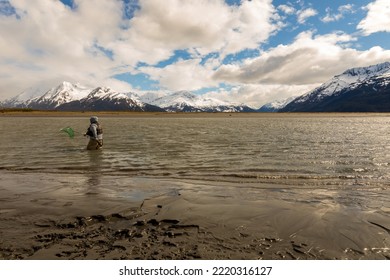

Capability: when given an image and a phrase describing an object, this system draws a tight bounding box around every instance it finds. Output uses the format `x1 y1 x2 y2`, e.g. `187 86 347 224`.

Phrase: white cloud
204 84 314 108
278 4 296 15
322 4 354 23
297 8 318 24
0 0 124 97
212 31 390 87
358 0 390 35
102 78 135 93
322 9 341 23
339 4 354 14
139 58 219 91
125 0 278 59
0 0 279 99
206 29 390 107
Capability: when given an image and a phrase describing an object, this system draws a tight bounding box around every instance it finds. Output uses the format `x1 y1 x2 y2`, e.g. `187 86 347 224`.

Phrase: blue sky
1 0 390 107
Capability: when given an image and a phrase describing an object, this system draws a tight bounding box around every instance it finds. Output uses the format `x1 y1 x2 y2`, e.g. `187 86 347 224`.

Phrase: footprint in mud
25 209 208 260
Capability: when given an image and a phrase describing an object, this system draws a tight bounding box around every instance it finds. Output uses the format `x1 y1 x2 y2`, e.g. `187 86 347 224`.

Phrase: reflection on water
85 150 103 193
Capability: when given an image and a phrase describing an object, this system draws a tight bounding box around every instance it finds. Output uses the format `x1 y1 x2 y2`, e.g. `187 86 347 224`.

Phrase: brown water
2 116 390 184
0 115 389 259
1 116 390 199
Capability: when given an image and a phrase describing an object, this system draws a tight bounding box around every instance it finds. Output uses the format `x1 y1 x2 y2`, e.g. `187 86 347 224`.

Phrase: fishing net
60 127 75 138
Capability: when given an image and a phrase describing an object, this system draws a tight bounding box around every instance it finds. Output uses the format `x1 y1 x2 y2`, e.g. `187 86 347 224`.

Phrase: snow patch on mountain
30 81 93 108
136 91 167 105
258 96 297 112
1 84 51 107
140 90 249 112
85 87 123 101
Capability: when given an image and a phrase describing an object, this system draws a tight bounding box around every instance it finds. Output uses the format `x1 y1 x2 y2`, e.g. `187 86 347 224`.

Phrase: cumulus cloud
0 0 124 97
297 8 318 24
0 0 279 99
125 0 278 59
204 84 314 108
212 31 390 86
139 58 219 91
358 0 390 35
205 29 390 107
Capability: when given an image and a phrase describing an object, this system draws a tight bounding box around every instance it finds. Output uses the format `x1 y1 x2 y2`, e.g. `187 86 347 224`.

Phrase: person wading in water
84 116 103 150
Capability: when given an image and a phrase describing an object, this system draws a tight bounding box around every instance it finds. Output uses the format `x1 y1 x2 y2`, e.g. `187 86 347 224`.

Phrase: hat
90 116 98 123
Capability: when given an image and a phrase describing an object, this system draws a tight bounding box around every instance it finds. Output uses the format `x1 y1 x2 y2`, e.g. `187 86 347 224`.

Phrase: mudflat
0 172 388 260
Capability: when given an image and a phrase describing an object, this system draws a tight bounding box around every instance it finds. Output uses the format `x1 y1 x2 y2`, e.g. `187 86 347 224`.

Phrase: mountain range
0 81 254 112
146 91 254 112
1 62 390 112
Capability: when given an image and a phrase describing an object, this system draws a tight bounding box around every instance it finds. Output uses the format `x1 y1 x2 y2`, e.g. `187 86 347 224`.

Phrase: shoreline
2 110 390 118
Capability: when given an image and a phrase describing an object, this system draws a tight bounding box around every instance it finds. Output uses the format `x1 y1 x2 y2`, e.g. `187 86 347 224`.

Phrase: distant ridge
140 90 255 112
280 62 390 112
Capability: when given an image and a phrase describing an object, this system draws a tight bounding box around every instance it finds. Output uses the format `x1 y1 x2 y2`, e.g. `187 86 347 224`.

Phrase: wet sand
0 171 389 260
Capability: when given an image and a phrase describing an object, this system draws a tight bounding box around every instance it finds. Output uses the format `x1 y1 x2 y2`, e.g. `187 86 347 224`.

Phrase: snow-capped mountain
135 91 167 105
1 82 164 112
141 91 255 112
0 84 52 108
2 82 255 112
28 82 93 109
258 96 297 112
57 87 164 112
280 62 390 112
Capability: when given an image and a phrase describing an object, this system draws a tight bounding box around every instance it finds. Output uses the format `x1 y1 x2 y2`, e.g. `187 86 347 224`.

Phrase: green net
60 127 75 138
